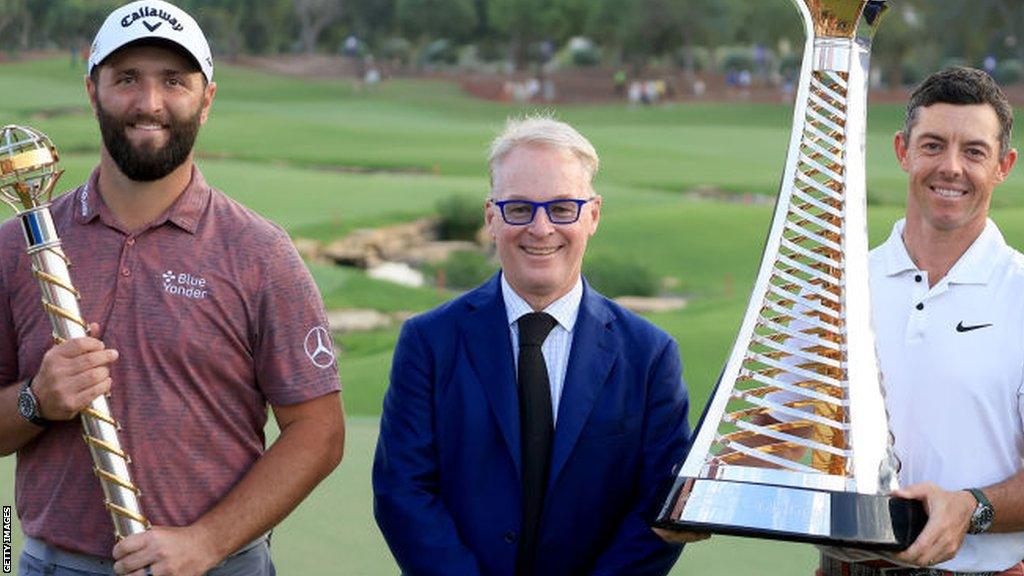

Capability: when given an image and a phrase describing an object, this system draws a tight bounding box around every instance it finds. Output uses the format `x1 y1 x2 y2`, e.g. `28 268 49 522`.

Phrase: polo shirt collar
501 273 583 334
73 165 211 234
879 217 1005 285
944 219 1005 285
73 169 103 225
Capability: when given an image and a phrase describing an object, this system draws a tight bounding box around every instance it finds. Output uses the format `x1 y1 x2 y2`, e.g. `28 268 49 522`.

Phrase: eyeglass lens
501 200 582 224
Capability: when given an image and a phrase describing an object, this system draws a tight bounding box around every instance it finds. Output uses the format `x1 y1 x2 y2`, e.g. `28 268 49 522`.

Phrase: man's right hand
33 323 118 421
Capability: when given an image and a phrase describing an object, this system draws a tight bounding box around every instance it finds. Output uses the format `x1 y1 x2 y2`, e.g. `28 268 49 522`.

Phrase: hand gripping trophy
0 125 149 538
657 0 926 550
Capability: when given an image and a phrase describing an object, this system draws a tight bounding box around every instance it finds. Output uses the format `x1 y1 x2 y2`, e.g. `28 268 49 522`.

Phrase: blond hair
488 115 599 188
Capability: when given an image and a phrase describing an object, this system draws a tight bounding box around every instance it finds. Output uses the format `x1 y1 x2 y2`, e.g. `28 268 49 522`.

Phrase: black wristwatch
966 488 994 535
17 378 50 428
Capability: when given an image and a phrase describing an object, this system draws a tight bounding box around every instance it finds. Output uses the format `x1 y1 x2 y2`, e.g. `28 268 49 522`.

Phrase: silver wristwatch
17 378 49 428
967 488 994 535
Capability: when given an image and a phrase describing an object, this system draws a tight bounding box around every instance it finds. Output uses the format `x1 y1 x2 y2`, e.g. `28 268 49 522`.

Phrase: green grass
6 59 1023 201
308 261 449 312
3 56 1024 575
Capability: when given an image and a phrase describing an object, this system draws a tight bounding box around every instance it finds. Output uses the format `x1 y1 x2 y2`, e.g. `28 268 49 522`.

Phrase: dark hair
903 66 1014 158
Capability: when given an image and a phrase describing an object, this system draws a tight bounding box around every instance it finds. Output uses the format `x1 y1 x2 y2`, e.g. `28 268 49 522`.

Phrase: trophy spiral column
656 1 926 549
0 125 149 538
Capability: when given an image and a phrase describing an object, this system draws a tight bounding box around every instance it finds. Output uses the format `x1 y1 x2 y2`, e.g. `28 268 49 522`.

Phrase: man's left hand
892 482 975 567
112 526 221 576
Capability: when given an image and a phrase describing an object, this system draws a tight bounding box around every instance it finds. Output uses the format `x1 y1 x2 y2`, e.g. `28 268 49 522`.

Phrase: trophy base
654 477 927 551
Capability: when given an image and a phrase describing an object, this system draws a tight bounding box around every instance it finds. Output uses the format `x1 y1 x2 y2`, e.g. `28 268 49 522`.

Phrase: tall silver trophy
0 125 150 538
656 0 926 549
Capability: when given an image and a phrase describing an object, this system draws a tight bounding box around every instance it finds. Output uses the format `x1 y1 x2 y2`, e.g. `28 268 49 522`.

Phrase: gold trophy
0 125 149 538
655 1 926 549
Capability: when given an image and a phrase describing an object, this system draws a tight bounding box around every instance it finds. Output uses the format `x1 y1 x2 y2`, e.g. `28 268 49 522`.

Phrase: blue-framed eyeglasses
490 198 594 225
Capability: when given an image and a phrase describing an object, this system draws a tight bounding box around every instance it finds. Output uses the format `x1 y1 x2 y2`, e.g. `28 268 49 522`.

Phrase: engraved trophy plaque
0 125 150 538
655 1 926 550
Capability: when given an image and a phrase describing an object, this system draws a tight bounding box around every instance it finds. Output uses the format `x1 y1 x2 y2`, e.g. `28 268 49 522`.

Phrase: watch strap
968 488 991 508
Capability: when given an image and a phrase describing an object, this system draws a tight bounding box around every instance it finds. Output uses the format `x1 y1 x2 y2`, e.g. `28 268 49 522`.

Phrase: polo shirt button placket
905 272 929 342
121 236 135 280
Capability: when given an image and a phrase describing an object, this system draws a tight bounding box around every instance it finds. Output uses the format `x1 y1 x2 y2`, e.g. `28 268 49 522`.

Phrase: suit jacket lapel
547 285 617 490
459 273 521 474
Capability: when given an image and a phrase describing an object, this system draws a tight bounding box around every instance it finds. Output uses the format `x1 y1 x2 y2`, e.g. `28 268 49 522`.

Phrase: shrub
778 53 802 80
429 250 497 290
939 57 968 71
380 37 412 65
900 60 928 87
420 39 458 65
476 39 504 62
436 195 483 241
995 59 1023 85
568 37 601 67
673 46 711 72
718 47 755 73
583 255 659 298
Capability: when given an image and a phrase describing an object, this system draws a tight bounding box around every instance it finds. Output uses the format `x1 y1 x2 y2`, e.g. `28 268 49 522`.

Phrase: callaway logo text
121 6 184 32
163 270 209 300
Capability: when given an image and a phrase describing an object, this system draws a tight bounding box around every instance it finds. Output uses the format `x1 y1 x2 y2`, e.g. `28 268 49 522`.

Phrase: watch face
978 505 995 529
970 502 995 534
18 389 36 420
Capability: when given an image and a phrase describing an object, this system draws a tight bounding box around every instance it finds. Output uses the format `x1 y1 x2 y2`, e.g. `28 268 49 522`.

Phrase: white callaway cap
89 0 213 82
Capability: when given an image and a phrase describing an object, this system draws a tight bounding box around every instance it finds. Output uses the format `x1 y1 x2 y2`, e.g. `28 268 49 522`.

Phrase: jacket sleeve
588 337 691 576
373 319 484 576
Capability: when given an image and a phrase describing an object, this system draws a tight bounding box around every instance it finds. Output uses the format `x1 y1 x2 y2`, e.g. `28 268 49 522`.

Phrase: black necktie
516 311 558 576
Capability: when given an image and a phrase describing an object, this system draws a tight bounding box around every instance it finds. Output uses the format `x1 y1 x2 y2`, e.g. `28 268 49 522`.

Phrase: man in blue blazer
373 116 699 575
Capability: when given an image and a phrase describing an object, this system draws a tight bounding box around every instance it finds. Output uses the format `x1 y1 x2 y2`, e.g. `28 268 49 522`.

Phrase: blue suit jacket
373 274 691 576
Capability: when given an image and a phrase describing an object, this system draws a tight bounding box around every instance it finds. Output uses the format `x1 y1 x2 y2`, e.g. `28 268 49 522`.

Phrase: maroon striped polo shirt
0 165 340 557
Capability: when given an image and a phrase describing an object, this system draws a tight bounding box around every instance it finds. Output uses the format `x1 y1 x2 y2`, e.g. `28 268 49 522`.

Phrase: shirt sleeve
0 243 18 388
251 227 340 405
1018 311 1024 425
1017 342 1024 429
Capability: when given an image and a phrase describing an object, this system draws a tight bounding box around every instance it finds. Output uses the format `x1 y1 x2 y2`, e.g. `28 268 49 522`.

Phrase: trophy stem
22 204 150 538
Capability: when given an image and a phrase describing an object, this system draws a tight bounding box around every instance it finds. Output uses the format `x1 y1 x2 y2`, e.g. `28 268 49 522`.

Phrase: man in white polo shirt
820 67 1024 576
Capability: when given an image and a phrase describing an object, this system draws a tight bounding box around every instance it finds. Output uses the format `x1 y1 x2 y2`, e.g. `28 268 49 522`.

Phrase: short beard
96 100 201 182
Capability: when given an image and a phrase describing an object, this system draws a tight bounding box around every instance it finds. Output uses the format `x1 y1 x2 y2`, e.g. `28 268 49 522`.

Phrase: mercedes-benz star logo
304 326 335 369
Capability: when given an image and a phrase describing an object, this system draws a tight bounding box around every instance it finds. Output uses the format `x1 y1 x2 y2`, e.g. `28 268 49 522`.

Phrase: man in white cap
0 2 345 575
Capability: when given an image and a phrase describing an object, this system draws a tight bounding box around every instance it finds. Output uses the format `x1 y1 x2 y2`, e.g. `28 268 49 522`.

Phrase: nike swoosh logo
143 21 162 32
956 321 993 333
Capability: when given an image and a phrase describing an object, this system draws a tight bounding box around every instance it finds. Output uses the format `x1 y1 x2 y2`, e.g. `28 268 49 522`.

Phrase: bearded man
0 2 345 575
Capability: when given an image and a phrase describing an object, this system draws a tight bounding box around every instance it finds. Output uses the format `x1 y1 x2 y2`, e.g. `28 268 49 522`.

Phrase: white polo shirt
870 218 1024 572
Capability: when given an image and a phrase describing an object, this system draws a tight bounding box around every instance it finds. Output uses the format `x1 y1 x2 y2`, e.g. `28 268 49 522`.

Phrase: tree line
0 0 1021 85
